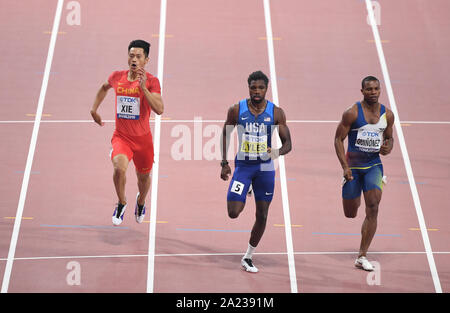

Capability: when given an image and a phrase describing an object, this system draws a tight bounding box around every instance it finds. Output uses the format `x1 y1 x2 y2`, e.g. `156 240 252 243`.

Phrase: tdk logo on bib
117 96 140 120
361 131 378 137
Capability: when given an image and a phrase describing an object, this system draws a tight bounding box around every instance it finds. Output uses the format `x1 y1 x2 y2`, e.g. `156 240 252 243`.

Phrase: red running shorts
110 130 154 174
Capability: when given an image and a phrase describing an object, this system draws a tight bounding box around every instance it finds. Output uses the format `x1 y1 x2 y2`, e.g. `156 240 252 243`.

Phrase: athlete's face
249 80 268 104
128 47 148 72
361 80 381 104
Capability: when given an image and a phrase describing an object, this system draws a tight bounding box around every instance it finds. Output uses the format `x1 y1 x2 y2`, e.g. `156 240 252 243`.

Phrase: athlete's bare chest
361 105 381 124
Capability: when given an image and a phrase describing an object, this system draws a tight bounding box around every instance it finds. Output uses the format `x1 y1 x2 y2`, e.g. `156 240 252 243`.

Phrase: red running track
0 0 449 293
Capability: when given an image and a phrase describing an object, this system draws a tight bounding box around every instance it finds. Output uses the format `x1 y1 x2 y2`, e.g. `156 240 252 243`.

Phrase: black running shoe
112 203 126 226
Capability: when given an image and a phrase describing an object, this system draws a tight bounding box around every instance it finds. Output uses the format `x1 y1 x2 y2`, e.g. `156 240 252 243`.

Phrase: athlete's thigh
342 168 363 200
111 133 133 164
362 188 382 212
252 164 275 203
362 164 384 194
227 164 254 203
362 164 384 207
342 168 363 215
132 133 154 174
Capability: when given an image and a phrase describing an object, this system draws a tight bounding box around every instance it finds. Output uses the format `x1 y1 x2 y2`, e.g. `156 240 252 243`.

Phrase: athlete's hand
267 147 279 159
343 167 353 183
220 164 232 181
90 110 104 126
380 138 392 155
137 67 147 89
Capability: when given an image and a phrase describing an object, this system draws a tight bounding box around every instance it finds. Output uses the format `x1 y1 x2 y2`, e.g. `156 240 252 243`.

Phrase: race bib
117 96 140 120
231 180 245 195
240 133 268 157
355 129 382 152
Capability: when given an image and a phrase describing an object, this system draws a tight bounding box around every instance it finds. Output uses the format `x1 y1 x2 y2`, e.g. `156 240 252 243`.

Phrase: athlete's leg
359 165 384 257
342 168 363 218
111 133 134 206
112 154 129 205
227 165 253 218
241 200 271 273
249 165 275 247
132 132 154 207
136 170 150 206
249 200 270 247
343 198 360 218
359 188 381 257
227 201 245 219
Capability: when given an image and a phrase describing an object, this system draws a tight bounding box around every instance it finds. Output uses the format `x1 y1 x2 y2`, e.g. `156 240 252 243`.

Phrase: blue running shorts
342 163 384 199
227 162 275 203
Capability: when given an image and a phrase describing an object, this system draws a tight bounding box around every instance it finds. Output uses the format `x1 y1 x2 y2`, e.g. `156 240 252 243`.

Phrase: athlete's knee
113 166 127 178
366 202 379 219
255 214 268 226
343 198 360 218
255 209 268 223
227 202 244 219
344 205 358 218
228 207 243 219
136 172 150 182
253 202 269 224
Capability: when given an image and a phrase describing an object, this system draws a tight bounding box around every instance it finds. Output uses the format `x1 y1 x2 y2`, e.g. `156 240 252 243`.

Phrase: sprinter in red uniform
90 39 164 226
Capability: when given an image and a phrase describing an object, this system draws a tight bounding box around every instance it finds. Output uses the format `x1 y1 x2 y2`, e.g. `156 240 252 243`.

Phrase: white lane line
2 119 450 124
3 250 449 262
0 0 65 293
263 0 298 293
146 0 167 294
401 121 450 124
365 0 442 293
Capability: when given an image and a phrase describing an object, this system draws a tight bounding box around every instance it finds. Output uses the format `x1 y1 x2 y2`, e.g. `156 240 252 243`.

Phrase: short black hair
248 71 269 87
128 40 150 57
361 76 380 89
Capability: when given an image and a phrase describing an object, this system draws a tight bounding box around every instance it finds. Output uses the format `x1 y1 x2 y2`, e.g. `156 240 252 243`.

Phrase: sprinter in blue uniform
221 71 292 273
334 76 395 271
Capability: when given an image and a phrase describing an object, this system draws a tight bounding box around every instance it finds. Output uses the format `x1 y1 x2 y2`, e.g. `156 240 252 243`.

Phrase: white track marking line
2 119 450 124
2 250 449 262
146 0 167 294
263 0 298 293
401 121 450 124
365 0 442 293
0 0 64 293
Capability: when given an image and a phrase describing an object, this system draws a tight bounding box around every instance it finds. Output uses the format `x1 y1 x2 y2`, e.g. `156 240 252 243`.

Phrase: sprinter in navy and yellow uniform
221 71 292 273
334 76 395 271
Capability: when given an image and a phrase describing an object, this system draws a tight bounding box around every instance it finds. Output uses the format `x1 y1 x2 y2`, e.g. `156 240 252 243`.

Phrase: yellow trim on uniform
349 163 382 170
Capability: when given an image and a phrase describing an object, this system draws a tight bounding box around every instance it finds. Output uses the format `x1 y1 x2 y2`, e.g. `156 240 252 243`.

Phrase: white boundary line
2 119 450 124
0 0 64 293
365 0 442 293
2 250 449 262
146 0 167 294
263 0 298 293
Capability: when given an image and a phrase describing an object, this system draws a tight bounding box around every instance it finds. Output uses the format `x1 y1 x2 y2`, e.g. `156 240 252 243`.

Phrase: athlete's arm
380 109 395 155
269 106 292 159
334 105 358 181
220 104 238 181
90 81 112 126
137 68 164 115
